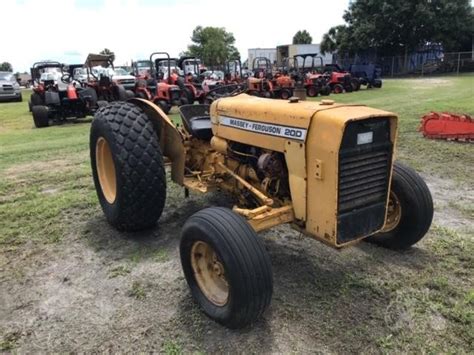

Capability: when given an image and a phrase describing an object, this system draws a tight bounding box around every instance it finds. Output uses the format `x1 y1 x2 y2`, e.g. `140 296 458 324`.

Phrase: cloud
3 0 348 72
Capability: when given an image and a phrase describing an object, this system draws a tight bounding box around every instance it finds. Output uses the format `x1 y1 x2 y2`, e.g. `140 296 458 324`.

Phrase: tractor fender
129 98 186 185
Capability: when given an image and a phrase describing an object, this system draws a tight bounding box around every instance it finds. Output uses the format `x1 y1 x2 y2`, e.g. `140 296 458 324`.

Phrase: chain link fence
336 51 474 77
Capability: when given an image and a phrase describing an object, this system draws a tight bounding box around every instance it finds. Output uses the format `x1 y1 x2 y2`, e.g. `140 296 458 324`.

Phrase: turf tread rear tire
365 162 433 250
90 101 166 231
180 207 273 328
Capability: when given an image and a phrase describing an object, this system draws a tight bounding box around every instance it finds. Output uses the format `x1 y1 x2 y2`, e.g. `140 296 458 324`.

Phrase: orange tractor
133 52 187 113
247 57 274 98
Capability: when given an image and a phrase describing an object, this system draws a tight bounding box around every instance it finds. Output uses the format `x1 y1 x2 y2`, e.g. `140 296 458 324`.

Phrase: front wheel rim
96 137 117 204
382 192 402 232
191 241 229 306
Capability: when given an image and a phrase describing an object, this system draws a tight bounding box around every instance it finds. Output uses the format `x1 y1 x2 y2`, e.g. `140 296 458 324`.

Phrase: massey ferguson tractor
90 92 433 329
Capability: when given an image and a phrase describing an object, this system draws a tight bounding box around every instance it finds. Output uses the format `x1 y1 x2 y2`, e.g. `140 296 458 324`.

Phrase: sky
2 0 349 72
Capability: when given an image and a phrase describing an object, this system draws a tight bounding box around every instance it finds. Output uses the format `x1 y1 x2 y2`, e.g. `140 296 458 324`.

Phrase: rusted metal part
217 162 274 206
420 112 474 142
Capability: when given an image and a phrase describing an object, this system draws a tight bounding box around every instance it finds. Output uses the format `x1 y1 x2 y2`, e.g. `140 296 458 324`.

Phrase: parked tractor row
27 51 383 128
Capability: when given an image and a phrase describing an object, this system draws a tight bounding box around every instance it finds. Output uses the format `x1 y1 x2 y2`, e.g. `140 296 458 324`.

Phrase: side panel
284 140 307 220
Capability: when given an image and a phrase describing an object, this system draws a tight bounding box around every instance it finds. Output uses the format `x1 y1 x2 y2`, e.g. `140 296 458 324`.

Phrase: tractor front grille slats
338 150 390 213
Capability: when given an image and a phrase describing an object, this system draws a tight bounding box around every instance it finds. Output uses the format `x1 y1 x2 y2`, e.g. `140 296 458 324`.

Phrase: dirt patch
425 175 474 234
409 78 453 89
1 177 472 352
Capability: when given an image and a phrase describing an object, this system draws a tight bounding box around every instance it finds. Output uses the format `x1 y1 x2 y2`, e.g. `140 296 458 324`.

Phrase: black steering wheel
61 73 72 84
206 83 246 99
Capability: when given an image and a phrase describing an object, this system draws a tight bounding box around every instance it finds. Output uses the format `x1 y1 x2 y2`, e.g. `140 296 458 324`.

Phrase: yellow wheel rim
191 241 229 306
96 137 117 204
382 192 402 232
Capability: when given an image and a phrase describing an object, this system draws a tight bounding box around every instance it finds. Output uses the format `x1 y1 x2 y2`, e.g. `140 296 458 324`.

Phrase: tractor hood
210 94 396 153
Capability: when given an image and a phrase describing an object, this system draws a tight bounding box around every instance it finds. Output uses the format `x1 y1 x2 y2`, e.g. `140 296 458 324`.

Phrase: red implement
419 112 474 142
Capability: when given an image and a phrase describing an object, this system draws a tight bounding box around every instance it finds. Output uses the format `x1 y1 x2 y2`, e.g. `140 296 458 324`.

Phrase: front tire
365 162 433 250
279 89 291 100
90 102 166 231
306 86 318 97
32 105 49 128
333 84 344 94
180 207 273 329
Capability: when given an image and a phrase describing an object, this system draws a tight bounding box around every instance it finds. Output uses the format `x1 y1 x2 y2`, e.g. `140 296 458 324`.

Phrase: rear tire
32 105 49 128
180 96 189 106
180 207 273 329
116 85 129 101
351 78 361 91
365 162 433 250
183 88 194 103
155 100 170 114
136 91 147 99
97 100 108 108
321 86 331 96
90 102 166 231
31 92 43 106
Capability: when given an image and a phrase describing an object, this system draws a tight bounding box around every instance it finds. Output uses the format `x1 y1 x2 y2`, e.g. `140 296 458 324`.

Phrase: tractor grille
338 150 390 212
336 118 392 244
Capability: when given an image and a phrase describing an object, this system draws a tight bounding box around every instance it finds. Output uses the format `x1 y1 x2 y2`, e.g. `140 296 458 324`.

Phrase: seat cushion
188 116 213 140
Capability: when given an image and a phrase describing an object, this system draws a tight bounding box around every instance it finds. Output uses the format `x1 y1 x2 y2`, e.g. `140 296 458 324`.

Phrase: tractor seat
99 75 111 87
178 104 213 140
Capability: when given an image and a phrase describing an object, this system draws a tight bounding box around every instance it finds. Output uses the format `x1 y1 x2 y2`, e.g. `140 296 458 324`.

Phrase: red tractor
271 71 295 99
293 54 331 97
323 64 360 93
133 52 187 113
82 54 135 101
178 56 206 104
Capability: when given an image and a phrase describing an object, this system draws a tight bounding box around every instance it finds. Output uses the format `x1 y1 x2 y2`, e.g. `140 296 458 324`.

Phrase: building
276 44 333 67
247 48 277 69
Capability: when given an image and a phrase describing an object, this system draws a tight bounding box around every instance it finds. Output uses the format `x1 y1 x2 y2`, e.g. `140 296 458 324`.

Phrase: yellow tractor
90 94 433 328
